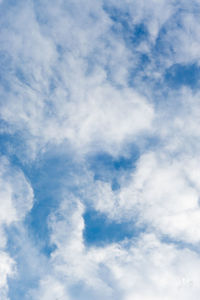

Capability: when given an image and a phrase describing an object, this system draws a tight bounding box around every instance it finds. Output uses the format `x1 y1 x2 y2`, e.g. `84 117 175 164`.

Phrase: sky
1 0 200 299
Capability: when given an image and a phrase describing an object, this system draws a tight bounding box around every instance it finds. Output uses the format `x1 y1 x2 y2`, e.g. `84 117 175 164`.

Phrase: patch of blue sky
0 132 79 257
104 6 149 45
161 234 200 254
101 5 152 84
145 62 200 109
106 9 150 55
87 146 139 189
24 148 85 255
83 209 144 247
0 130 28 164
165 63 200 90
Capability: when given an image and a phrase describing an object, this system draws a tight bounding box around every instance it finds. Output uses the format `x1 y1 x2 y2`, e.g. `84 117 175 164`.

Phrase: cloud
0 157 33 299
88 149 200 243
32 197 200 300
0 157 33 225
0 252 16 300
1 0 200 299
0 0 155 159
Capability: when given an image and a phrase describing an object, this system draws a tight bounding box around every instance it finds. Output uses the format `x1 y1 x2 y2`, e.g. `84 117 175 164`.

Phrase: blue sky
1 0 200 299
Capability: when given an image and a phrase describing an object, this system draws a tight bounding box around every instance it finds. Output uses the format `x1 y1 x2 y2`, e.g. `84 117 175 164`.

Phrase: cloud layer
1 0 200 299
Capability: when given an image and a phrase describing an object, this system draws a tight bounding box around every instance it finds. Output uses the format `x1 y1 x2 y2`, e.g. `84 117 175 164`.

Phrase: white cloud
33 197 200 300
0 157 33 298
0 157 33 225
0 0 155 159
1 0 200 299
0 0 199 159
33 276 69 300
0 252 16 300
89 150 200 243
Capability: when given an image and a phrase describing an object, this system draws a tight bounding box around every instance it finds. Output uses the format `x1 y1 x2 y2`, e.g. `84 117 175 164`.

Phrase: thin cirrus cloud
1 0 200 299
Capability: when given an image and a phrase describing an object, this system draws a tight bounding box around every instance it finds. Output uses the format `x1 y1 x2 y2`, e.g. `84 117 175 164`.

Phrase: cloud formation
0 157 33 299
1 0 200 299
